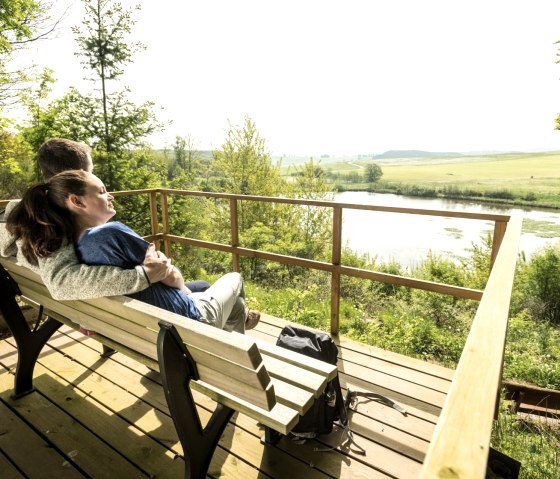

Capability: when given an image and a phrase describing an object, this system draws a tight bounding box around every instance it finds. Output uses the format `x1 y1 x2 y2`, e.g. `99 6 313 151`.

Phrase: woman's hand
144 244 190 293
143 244 173 283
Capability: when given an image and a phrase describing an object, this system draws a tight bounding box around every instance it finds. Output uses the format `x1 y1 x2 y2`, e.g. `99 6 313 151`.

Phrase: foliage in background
204 116 335 283
0 0 55 107
521 243 560 325
0 126 34 198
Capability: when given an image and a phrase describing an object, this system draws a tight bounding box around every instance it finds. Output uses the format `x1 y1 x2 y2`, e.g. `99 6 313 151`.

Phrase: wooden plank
0 374 150 478
87 295 263 368
84 320 435 478
54 328 413 479
339 353 447 409
160 187 510 222
0 336 336 479
269 378 314 414
39 326 431 479
195 363 276 411
503 380 560 414
2 336 279 479
262 354 328 397
0 451 25 479
490 220 507 269
346 383 437 443
49 334 328 479
0 397 85 478
256 337 338 380
420 215 522 479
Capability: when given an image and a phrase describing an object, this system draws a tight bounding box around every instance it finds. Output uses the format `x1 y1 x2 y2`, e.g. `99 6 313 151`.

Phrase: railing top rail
419 214 523 478
109 187 511 222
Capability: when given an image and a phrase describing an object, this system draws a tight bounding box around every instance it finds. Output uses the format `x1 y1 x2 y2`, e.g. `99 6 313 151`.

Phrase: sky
13 0 560 156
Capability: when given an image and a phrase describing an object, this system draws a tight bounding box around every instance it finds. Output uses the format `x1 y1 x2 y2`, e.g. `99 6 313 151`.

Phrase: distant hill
374 150 462 159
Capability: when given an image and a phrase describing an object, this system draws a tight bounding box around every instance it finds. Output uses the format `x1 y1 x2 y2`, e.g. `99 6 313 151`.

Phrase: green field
318 151 560 208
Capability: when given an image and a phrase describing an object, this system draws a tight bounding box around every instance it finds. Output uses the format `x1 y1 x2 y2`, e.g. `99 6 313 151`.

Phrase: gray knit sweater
0 200 149 300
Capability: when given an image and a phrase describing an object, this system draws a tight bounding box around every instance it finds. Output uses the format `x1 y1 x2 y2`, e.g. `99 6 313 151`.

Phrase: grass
492 402 559 479
380 152 560 187
321 151 560 209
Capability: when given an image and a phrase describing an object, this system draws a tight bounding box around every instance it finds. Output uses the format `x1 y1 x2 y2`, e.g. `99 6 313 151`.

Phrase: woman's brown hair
7 170 90 265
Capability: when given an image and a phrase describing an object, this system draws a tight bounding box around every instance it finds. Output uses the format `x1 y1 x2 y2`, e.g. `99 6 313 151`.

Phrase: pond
336 191 560 268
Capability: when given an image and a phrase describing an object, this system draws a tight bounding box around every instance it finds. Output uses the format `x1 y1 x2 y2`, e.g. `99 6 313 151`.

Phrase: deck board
0 313 453 479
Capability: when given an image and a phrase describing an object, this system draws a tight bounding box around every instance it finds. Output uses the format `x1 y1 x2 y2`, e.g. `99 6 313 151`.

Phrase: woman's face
79 173 116 226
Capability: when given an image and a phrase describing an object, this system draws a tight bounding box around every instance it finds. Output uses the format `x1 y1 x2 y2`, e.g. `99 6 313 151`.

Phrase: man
0 138 206 300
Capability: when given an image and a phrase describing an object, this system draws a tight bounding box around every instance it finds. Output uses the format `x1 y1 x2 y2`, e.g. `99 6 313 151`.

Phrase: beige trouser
190 272 247 333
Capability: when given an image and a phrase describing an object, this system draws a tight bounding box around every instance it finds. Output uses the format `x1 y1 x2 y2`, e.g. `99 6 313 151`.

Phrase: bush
484 189 515 200
523 243 560 324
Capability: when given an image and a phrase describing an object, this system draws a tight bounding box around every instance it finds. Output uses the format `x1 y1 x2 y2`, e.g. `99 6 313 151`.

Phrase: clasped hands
142 244 192 294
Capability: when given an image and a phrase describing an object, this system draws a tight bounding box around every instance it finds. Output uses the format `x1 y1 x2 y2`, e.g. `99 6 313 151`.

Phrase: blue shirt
77 222 201 320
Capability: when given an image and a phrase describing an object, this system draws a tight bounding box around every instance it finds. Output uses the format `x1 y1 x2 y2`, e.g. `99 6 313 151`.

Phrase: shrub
484 189 515 200
523 243 560 324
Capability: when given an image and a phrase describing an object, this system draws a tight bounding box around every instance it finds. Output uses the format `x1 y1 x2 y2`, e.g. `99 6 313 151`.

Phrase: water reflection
336 191 560 268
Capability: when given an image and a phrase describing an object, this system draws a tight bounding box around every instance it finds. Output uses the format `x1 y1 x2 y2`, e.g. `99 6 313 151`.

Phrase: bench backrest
0 256 337 434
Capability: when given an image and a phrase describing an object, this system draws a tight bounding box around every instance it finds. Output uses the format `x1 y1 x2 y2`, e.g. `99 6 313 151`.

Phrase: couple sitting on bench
2 138 260 334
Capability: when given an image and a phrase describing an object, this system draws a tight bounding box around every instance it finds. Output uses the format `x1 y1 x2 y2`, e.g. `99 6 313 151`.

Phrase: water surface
336 191 560 267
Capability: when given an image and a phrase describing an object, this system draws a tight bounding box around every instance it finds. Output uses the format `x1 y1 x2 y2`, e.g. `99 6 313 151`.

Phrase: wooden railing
420 215 522 478
3 189 522 478
111 188 513 334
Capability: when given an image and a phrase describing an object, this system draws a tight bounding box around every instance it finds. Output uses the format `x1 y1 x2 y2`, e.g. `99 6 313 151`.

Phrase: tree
71 0 161 190
213 116 282 230
365 162 383 183
0 126 34 198
209 118 334 281
0 0 59 107
284 159 334 261
170 134 203 183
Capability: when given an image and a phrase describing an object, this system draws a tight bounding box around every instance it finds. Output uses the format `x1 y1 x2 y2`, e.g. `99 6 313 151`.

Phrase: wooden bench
0 256 337 479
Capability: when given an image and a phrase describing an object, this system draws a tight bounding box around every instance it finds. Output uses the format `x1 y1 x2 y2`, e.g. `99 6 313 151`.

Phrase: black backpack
276 325 407 452
276 326 346 438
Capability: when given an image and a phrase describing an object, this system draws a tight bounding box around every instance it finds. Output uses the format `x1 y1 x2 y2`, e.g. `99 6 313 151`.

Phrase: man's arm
40 243 152 300
0 200 19 258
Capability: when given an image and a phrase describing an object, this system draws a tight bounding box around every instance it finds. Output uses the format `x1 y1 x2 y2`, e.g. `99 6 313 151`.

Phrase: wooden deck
0 313 454 479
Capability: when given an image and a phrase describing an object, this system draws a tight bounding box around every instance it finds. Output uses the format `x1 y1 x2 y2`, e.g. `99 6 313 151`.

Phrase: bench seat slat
270 378 315 414
90 296 263 369
192 380 299 435
196 364 276 410
256 339 338 381
42 306 277 409
262 355 328 398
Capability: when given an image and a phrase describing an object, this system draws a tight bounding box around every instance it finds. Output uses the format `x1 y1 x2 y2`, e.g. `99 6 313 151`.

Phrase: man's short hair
38 138 92 179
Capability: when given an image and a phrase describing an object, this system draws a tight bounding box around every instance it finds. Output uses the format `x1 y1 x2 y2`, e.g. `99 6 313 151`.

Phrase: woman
7 170 260 333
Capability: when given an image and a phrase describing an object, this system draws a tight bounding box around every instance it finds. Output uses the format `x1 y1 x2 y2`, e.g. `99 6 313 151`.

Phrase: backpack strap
313 388 407 454
348 389 407 415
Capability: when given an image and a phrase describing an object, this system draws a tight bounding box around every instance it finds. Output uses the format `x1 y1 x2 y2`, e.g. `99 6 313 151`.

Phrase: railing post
490 221 508 270
149 190 160 250
331 207 342 335
161 191 171 258
230 198 240 272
